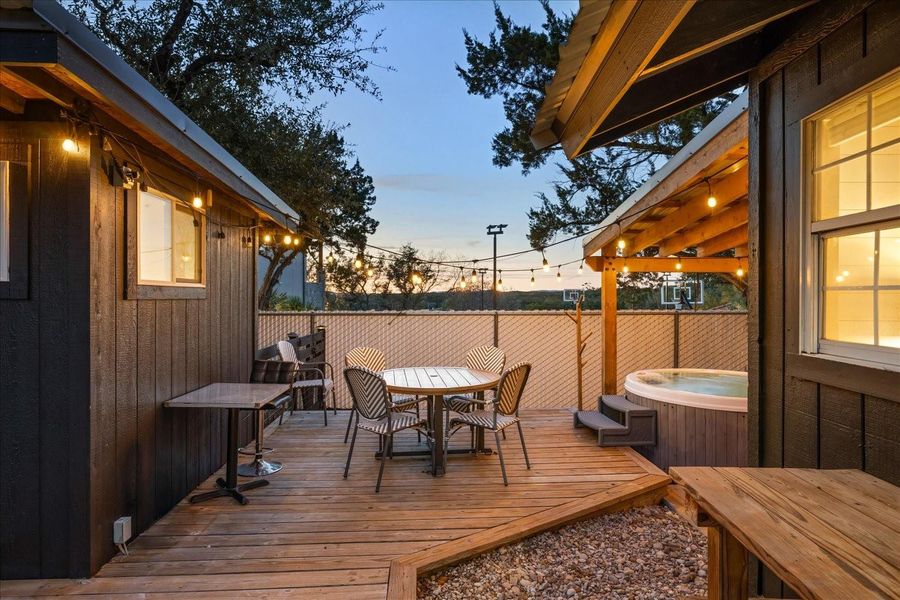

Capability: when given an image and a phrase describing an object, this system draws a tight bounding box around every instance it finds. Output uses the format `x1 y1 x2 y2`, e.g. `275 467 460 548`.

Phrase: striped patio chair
447 363 532 486
445 345 506 443
343 366 428 492
277 340 336 426
343 347 425 444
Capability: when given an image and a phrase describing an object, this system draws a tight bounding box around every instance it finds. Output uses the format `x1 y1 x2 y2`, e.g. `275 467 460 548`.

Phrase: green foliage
326 253 387 310
268 293 316 312
457 1 740 248
381 244 448 310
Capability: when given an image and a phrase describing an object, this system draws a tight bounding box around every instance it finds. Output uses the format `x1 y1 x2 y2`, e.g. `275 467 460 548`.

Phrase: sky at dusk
312 0 590 291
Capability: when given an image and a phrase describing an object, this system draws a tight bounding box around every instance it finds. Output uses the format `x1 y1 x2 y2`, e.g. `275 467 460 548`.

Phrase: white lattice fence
258 310 748 409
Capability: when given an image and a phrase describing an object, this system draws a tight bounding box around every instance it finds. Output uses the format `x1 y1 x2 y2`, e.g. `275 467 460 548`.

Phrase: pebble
417 505 708 599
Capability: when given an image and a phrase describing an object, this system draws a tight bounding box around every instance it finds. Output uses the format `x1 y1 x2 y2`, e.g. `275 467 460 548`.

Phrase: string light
496 270 503 291
706 179 717 208
617 238 626 250
354 253 364 269
283 234 292 245
556 266 562 281
578 260 583 275
192 195 204 208
542 251 550 272
293 237 300 246
530 269 535 287
366 266 374 277
410 270 423 285
470 262 478 283
62 138 78 153
459 268 467 289
326 251 335 265
736 267 744 277
262 233 273 244
622 262 630 274
675 259 683 271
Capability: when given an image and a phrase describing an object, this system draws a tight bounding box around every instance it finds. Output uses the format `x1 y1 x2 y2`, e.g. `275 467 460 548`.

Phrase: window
137 187 204 286
803 72 900 369
0 143 30 299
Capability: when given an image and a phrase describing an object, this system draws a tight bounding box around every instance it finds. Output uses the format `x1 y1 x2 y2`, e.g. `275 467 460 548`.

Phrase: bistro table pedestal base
190 477 269 506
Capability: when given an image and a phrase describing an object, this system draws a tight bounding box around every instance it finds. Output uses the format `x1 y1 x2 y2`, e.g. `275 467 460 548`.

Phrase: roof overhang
0 1 300 230
583 91 749 259
531 0 817 158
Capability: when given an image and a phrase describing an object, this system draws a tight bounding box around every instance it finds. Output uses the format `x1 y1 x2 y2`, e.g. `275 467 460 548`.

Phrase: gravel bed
418 505 707 600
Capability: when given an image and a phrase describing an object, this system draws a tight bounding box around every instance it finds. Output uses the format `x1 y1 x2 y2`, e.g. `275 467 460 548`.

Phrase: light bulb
617 238 626 250
354 258 363 269
192 196 204 208
556 269 561 281
542 257 549 272
262 233 272 244
283 234 292 245
736 267 744 277
460 278 467 289
623 265 630 274
366 267 374 277
841 270 849 277
530 276 535 287
62 138 78 152
496 280 503 291
675 261 682 271
578 262 583 275
707 195 717 208
327 252 335 264
470 269 477 283
835 274 844 283
293 237 300 246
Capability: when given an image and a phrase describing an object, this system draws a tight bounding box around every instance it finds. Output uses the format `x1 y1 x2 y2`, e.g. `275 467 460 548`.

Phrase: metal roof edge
582 90 749 249
29 1 300 226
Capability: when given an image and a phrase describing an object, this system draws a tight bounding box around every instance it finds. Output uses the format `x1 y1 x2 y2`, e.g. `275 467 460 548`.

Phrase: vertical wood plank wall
749 1 900 595
86 135 258 574
0 135 93 579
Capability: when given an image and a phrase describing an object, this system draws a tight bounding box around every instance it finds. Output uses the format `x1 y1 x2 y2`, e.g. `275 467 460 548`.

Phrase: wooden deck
1 409 668 598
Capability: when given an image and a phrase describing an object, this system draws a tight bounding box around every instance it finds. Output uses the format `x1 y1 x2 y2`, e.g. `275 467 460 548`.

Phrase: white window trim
136 186 206 288
800 72 900 372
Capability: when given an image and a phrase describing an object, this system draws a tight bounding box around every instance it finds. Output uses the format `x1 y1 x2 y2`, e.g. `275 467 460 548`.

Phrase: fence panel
258 310 748 410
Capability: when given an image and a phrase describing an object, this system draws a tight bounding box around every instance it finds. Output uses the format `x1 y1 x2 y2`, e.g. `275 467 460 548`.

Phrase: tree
382 244 448 310
326 254 387 310
457 1 739 247
66 0 383 307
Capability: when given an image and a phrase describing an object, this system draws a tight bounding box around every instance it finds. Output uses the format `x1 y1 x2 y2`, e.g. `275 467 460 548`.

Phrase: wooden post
565 294 593 410
707 524 749 600
602 265 617 394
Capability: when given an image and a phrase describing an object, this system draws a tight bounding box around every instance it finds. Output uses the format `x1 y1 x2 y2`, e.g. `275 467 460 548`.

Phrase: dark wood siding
749 1 900 595
85 135 258 574
0 131 92 579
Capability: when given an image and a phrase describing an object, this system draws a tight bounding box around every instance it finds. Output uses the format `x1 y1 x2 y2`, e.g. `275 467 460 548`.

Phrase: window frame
127 185 207 300
0 143 31 300
800 71 900 371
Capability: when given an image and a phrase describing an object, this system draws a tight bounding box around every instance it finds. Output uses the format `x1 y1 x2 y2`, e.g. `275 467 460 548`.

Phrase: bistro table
383 367 501 476
165 382 290 505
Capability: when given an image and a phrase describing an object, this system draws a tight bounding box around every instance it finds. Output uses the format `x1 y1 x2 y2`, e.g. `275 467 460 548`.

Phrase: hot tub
624 369 747 470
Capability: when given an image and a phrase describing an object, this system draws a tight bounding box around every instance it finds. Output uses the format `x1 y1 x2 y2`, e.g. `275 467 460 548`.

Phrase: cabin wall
749 1 899 595
86 135 258 574
0 127 93 579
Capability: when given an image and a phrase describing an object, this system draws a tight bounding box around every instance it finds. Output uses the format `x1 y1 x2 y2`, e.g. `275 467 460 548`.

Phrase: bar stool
238 359 294 477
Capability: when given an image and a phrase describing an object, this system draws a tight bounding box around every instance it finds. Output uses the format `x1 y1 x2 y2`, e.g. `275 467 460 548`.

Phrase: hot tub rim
624 368 748 413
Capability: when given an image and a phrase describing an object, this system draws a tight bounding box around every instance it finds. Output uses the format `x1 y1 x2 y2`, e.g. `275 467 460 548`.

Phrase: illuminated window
803 72 900 368
138 188 204 285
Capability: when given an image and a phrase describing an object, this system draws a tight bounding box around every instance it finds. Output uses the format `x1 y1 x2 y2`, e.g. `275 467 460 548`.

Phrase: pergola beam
627 168 748 255
656 198 749 257
697 225 750 257
587 256 748 274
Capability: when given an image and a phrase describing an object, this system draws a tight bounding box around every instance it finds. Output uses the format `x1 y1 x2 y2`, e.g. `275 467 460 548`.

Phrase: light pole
486 224 507 310
478 268 488 310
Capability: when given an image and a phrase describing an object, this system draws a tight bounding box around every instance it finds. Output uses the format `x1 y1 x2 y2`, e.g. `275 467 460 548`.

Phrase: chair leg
502 429 507 440
332 387 338 416
343 408 356 444
376 434 390 493
344 426 358 479
321 387 328 427
416 403 421 443
494 430 508 486
517 421 531 470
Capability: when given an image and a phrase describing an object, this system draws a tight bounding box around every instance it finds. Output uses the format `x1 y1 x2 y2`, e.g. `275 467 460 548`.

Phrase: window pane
174 205 200 283
824 231 875 286
823 289 874 345
879 290 900 348
815 94 867 166
139 191 172 282
881 227 900 286
871 142 900 210
872 76 900 147
814 156 867 220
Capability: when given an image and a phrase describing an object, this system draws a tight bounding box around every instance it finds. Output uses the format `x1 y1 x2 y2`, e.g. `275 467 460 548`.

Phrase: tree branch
151 0 195 83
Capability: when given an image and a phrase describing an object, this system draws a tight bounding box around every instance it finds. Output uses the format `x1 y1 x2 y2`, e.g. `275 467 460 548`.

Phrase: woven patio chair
277 340 336 426
445 345 506 444
343 347 425 445
343 366 428 492
447 363 532 486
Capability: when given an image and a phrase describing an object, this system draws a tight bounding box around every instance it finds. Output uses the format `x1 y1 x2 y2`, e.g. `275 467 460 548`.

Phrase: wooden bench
670 467 900 600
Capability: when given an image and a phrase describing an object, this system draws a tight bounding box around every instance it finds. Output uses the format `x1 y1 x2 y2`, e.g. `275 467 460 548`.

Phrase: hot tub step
574 410 625 432
601 394 656 417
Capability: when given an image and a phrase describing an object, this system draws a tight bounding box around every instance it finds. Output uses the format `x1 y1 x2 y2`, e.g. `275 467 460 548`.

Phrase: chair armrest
301 360 334 379
293 365 326 380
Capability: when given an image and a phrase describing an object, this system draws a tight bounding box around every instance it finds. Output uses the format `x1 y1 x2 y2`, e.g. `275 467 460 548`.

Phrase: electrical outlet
113 516 132 544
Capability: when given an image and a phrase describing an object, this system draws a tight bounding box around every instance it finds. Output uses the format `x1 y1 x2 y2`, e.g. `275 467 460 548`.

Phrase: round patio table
382 366 500 476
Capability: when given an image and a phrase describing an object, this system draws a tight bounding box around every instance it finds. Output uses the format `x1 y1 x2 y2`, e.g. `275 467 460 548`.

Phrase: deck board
1 410 667 598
